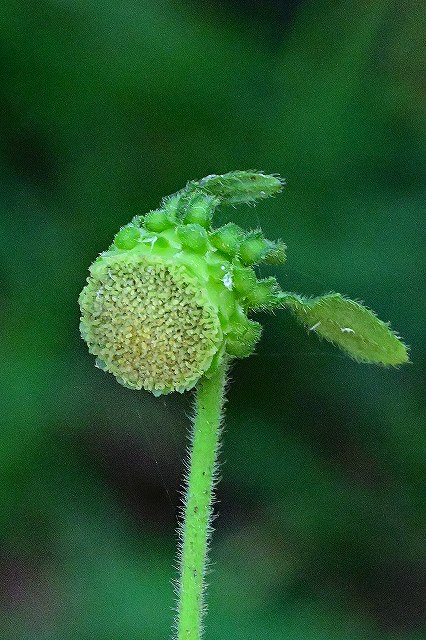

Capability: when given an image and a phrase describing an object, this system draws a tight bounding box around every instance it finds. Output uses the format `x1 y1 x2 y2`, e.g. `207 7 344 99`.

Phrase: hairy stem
176 361 228 639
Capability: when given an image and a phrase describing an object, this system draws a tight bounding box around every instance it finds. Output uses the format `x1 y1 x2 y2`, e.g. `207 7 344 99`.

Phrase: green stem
176 361 228 639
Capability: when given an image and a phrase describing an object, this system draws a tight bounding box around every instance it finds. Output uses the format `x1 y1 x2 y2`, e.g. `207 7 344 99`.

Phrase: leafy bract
280 293 409 366
189 171 284 205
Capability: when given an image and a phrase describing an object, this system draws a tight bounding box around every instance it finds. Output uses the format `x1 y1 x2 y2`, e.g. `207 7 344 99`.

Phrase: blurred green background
0 1 425 638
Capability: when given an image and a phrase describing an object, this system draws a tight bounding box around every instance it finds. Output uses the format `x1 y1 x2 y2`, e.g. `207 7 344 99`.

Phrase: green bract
79 171 408 396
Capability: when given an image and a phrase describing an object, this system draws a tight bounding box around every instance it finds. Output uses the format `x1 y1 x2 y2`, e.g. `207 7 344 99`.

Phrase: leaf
191 171 285 205
280 292 409 366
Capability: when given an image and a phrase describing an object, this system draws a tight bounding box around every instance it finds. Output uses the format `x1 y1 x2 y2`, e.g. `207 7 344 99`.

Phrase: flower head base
79 171 408 395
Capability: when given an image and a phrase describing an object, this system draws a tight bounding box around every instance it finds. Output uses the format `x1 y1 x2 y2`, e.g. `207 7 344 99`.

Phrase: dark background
0 1 425 638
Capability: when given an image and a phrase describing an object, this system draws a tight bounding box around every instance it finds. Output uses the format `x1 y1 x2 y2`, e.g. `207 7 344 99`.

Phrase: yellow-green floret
79 254 222 395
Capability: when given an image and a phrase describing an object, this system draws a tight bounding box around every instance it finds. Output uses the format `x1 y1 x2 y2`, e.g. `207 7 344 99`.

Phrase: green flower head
79 171 408 395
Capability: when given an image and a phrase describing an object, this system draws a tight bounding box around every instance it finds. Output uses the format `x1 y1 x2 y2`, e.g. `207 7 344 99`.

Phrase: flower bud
232 266 257 297
177 224 208 253
264 240 287 265
239 231 269 265
245 277 281 310
182 193 218 228
145 209 176 232
162 193 184 218
226 317 262 358
114 225 140 250
210 223 244 257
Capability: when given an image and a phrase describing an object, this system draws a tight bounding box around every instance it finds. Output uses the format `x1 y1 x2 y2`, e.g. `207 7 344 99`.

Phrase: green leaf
280 293 409 366
192 171 285 205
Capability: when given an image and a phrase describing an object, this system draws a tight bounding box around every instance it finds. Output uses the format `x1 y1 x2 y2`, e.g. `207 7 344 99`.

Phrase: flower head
79 172 286 394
